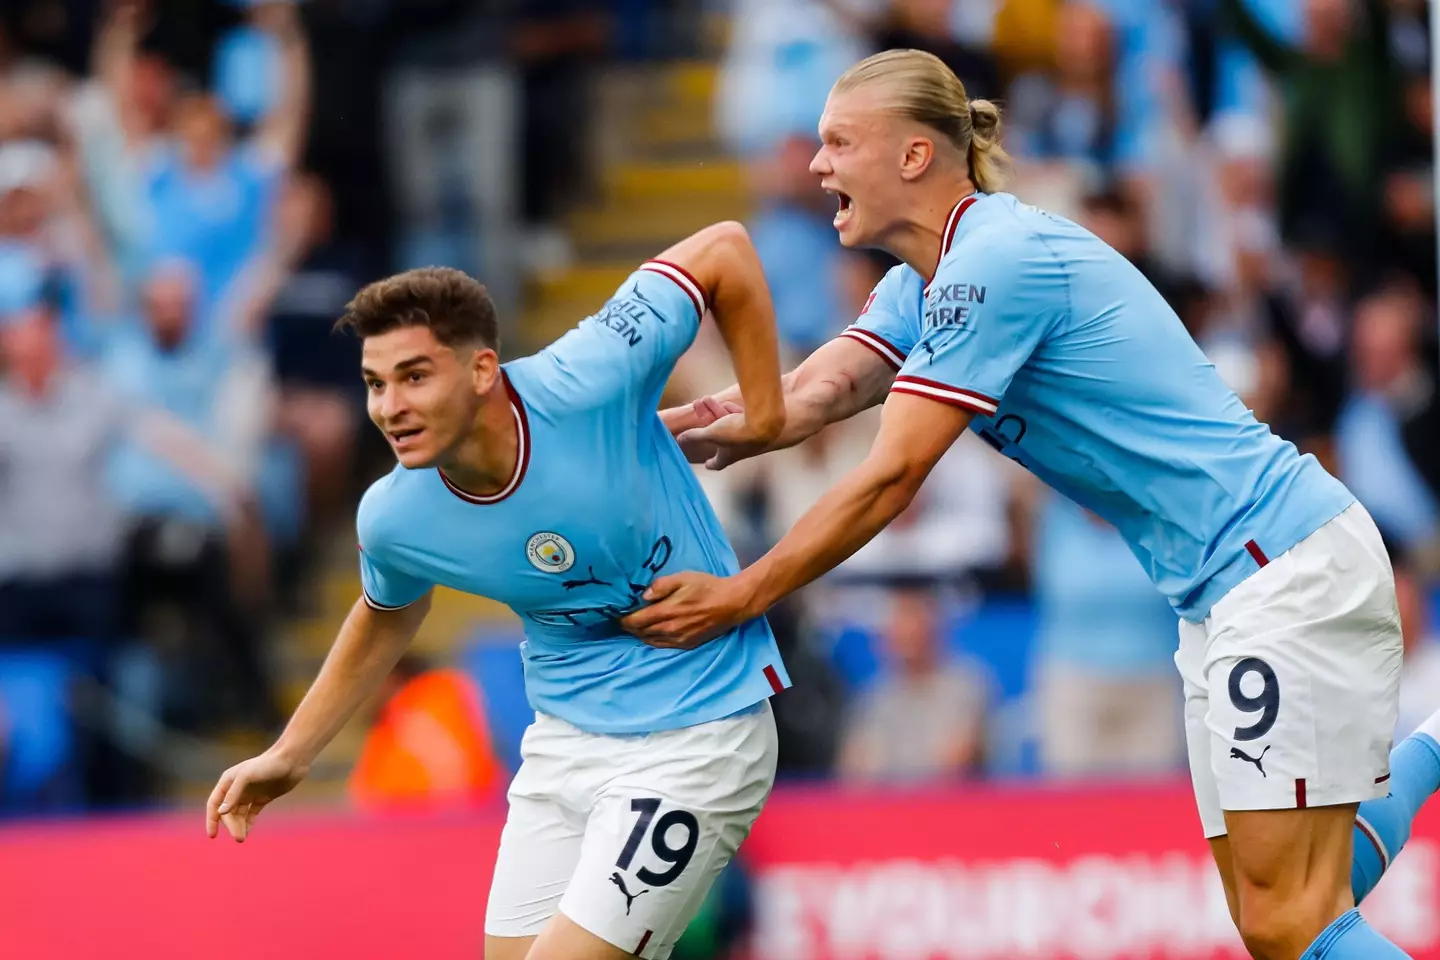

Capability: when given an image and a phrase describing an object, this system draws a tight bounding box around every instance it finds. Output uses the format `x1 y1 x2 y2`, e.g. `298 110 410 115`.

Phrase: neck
887 178 976 284
440 376 520 496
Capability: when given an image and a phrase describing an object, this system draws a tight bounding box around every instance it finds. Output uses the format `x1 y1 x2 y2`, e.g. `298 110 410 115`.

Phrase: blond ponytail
832 49 1012 193
965 98 1010 193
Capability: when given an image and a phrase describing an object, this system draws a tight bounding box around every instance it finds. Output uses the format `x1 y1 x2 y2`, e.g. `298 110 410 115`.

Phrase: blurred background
0 0 1438 957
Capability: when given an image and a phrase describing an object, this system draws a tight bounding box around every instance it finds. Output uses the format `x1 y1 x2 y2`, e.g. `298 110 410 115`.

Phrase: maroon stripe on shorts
763 664 784 693
1245 539 1269 567
635 930 653 955
1295 778 1308 809
1376 773 1392 785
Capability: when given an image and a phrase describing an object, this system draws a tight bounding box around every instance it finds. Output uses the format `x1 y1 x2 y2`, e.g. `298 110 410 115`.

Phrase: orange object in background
348 667 505 811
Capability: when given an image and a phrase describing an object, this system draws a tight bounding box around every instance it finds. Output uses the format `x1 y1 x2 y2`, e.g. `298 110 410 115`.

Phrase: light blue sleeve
356 481 432 611
531 261 706 412
836 264 917 371
892 231 1065 415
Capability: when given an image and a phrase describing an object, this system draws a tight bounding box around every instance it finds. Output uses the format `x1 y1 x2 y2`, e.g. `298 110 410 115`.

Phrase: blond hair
832 49 1010 194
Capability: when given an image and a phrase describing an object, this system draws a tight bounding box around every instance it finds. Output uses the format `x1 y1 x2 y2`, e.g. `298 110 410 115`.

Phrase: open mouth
389 427 424 449
828 189 854 228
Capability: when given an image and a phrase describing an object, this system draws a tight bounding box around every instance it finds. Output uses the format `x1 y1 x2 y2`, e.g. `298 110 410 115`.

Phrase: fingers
206 771 234 839
222 804 249 843
217 774 252 841
641 573 688 602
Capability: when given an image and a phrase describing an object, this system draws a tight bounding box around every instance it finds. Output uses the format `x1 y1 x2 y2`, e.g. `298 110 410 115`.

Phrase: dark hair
336 267 499 350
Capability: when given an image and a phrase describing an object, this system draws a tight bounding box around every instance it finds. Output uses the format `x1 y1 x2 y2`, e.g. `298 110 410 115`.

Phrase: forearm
708 247 785 439
272 596 427 767
739 456 920 613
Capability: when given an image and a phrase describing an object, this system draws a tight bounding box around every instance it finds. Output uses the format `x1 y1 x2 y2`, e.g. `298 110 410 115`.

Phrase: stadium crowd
0 0 1435 845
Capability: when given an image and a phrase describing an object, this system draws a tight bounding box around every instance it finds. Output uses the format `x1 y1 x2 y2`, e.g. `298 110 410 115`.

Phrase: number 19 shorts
485 701 777 958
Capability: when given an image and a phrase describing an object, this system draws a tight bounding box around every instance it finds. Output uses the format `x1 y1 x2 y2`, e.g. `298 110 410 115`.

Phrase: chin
393 446 440 470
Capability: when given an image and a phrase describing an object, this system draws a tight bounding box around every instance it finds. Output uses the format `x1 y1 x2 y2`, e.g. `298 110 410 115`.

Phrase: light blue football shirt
356 261 791 734
844 192 1355 622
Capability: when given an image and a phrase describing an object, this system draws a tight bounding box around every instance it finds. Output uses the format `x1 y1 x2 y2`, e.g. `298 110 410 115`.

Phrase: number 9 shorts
485 700 777 958
1175 502 1403 839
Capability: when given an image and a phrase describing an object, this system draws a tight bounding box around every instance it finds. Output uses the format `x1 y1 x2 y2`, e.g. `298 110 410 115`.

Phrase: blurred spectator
869 0 999 99
263 171 361 535
82 0 310 314
105 258 279 730
716 0 878 158
348 654 505 813
1395 538 1440 739
1258 233 1352 456
671 858 755 960
748 134 847 360
1335 278 1440 553
1029 494 1184 779
1006 2 1155 196
511 0 610 234
838 583 991 783
1221 0 1404 278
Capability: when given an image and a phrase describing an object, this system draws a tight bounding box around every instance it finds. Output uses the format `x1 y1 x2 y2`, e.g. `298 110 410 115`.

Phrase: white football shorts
485 700 777 958
1176 502 1403 839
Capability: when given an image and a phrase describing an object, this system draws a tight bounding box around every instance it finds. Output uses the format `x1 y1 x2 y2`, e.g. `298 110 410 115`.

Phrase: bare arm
623 393 972 646
657 222 786 446
273 595 431 768
253 3 312 170
131 408 248 519
206 594 430 840
664 336 897 470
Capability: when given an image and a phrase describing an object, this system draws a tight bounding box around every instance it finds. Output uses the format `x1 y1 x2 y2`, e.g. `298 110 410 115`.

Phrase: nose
373 385 407 425
809 146 830 177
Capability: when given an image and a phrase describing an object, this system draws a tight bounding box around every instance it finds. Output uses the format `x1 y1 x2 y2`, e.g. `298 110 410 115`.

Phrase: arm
1219 0 1296 74
656 221 786 446
253 3 312 170
131 407 250 521
93 1 148 149
206 594 430 840
623 393 971 645
663 322 899 469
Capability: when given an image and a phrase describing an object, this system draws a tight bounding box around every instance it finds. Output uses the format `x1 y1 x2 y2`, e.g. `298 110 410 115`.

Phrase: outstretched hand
620 571 757 649
676 407 774 471
205 750 307 843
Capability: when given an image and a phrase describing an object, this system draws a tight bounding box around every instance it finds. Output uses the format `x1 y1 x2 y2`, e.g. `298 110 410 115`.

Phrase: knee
1235 887 1333 960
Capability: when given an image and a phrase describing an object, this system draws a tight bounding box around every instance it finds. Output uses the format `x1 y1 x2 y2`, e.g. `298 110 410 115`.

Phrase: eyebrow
360 355 434 379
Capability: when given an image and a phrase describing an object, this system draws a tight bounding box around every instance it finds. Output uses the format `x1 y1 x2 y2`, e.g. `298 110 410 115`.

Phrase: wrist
268 739 314 774
733 567 773 620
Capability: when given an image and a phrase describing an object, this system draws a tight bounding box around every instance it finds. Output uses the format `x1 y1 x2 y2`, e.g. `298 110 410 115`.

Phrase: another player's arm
665 336 896 469
205 594 430 841
656 222 786 446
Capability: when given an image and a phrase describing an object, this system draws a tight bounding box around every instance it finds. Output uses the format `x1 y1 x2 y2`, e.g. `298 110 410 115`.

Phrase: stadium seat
459 631 533 773
0 649 81 814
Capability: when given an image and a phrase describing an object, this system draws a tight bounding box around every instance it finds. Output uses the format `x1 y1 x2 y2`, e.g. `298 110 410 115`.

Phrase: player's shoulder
940 194 1062 280
357 465 425 548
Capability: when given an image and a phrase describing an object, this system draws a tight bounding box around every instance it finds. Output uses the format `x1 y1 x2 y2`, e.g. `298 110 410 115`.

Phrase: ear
899 136 936 182
470 346 500 394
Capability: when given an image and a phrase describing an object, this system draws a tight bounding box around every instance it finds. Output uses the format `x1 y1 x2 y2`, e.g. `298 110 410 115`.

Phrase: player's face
362 326 489 469
812 89 913 249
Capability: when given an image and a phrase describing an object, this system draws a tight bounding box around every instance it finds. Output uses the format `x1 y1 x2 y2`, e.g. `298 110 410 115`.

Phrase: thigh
559 704 778 960
1223 805 1357 929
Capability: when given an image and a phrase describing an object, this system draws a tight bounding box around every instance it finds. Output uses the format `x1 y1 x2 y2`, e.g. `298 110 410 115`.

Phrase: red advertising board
0 783 1436 959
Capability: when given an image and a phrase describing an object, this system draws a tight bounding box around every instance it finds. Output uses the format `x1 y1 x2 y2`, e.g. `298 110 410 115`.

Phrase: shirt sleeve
534 260 706 411
892 231 1065 416
835 264 917 371
356 487 433 611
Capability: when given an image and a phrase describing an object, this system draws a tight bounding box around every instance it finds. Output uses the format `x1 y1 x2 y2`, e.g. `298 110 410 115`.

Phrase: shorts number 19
616 797 699 887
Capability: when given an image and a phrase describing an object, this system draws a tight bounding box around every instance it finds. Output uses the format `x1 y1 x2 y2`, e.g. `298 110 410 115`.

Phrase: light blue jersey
843 193 1355 622
357 261 791 734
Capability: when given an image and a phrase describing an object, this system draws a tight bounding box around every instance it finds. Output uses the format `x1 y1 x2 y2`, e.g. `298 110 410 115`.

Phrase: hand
668 397 744 464
205 750 308 842
619 571 758 649
675 408 776 471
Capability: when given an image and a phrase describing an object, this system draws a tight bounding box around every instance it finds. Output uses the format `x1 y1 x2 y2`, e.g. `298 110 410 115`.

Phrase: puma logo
920 340 936 363
1230 745 1272 777
610 872 648 915
563 566 611 590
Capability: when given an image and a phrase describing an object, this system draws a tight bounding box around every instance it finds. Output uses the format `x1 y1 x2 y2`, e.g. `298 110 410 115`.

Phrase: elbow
869 452 928 512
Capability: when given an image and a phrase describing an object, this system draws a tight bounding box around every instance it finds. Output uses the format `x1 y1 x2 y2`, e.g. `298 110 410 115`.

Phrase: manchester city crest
526 532 576 574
